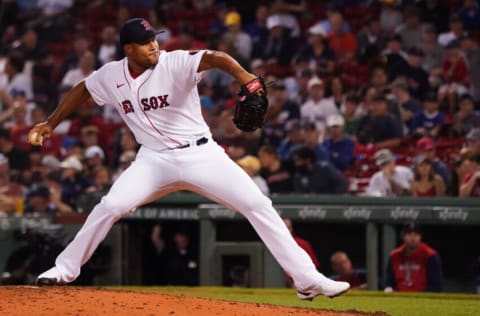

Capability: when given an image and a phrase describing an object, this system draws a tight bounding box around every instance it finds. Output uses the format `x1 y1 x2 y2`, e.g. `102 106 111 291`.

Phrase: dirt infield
0 286 386 316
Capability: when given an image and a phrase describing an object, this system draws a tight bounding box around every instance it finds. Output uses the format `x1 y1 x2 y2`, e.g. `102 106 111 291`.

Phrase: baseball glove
233 76 269 132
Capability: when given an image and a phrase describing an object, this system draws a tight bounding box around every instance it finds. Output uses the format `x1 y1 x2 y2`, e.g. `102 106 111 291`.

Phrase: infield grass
113 286 480 316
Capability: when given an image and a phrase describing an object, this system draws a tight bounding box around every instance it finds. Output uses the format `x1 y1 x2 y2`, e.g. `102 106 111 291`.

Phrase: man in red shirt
385 221 443 292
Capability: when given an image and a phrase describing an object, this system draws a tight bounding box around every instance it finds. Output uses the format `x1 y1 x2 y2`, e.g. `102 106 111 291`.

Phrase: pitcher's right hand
28 122 53 146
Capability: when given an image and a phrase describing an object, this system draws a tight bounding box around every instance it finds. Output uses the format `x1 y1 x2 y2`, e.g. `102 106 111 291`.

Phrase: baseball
31 132 43 144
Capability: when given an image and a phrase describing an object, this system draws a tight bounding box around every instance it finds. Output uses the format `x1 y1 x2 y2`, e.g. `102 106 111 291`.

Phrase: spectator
262 15 295 69
300 77 338 132
383 35 408 82
327 12 358 65
24 186 58 214
460 31 480 103
288 122 328 163
341 93 362 136
452 94 480 137
223 11 252 61
0 153 24 216
385 221 443 292
411 155 446 197
411 92 445 138
330 251 366 290
2 52 33 100
57 35 92 84
12 28 51 65
61 50 96 88
395 6 423 50
291 146 348 194
459 153 480 197
418 0 450 34
457 0 480 31
357 15 388 62
0 128 30 175
298 24 335 78
59 155 90 211
356 94 403 149
389 77 422 131
84 145 105 177
438 15 464 47
327 76 346 111
451 155 476 196
80 125 100 148
277 119 304 161
112 150 136 181
420 24 445 81
365 149 413 197
379 1 403 35
323 114 355 171
415 137 450 187
148 10 171 48
163 231 198 286
439 40 470 113
392 47 431 100
465 128 480 156
96 26 120 66
267 2 301 38
236 155 269 196
314 4 351 35
258 145 294 194
270 81 300 121
244 4 269 60
85 166 111 195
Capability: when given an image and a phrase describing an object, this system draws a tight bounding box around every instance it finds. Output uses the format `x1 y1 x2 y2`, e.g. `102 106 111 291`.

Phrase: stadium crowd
0 0 480 217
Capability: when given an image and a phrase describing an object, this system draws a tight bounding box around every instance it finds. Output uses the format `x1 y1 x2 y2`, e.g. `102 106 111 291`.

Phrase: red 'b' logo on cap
141 20 151 30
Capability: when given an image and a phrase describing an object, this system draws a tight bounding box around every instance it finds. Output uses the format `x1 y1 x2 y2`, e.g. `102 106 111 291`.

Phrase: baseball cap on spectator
41 155 60 170
85 145 105 160
308 24 326 37
416 136 435 150
413 154 432 166
0 153 8 165
119 18 164 46
401 221 422 234
60 156 83 171
266 15 282 29
407 46 425 57
326 114 345 127
237 155 261 173
224 11 241 26
250 58 264 70
119 150 136 163
374 149 394 166
307 76 324 89
467 128 480 142
27 186 50 199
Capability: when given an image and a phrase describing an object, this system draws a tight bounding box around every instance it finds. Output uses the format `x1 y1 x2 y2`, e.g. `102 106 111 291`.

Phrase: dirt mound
0 286 381 316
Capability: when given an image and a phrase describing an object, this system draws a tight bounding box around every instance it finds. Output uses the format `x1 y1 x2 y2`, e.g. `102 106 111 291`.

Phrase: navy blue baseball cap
119 18 164 46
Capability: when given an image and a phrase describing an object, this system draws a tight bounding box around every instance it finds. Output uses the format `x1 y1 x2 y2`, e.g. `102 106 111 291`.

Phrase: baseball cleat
297 279 350 301
36 267 64 286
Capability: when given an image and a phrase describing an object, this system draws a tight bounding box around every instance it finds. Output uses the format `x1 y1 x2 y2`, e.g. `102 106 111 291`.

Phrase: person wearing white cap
296 24 335 77
300 77 339 131
59 155 90 210
323 114 355 171
365 149 414 197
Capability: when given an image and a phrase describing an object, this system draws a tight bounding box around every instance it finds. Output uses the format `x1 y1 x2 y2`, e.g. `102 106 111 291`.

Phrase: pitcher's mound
0 286 385 316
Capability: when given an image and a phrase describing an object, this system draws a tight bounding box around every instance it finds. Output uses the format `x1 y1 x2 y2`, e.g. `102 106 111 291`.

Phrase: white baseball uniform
48 50 324 290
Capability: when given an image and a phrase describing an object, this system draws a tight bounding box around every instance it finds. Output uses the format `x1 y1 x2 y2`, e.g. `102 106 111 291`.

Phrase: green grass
109 286 480 316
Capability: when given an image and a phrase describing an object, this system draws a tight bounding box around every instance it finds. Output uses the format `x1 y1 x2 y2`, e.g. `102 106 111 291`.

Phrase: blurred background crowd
0 0 480 218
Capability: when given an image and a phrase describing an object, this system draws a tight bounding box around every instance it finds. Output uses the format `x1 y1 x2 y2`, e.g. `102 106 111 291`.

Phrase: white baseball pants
54 140 322 290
